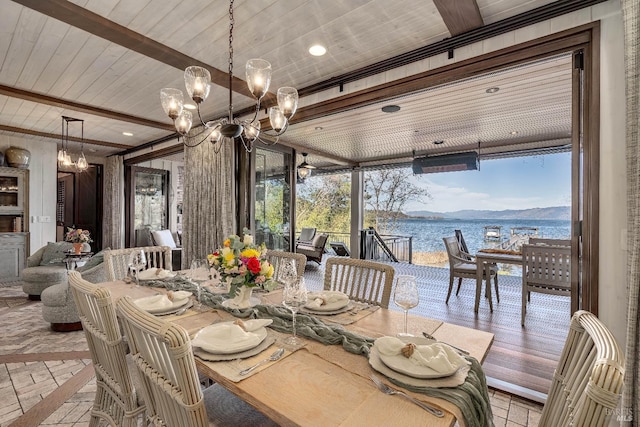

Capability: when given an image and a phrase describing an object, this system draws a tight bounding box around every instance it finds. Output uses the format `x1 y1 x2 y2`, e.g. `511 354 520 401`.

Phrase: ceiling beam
0 124 132 149
0 84 173 131
433 0 483 36
10 0 276 104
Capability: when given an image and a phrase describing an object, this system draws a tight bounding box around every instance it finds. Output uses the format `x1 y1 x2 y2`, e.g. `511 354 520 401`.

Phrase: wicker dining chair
539 310 625 426
323 258 395 308
115 296 278 426
265 249 306 281
67 271 146 426
103 246 172 281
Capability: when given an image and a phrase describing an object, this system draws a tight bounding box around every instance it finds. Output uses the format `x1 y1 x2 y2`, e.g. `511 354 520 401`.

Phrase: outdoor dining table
475 250 523 313
104 279 495 427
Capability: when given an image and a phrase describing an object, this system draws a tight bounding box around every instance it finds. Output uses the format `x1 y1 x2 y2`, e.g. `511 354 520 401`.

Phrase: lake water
393 218 571 254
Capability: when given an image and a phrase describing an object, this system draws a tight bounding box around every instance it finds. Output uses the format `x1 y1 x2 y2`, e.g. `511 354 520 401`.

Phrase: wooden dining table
105 280 495 427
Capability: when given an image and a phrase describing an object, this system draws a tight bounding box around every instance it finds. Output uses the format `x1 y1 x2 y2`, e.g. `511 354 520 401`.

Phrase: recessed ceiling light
381 105 401 113
486 87 500 94
122 132 133 136
314 126 323 130
88 148 97 153
510 131 519 135
184 103 196 110
309 45 327 56
433 140 444 145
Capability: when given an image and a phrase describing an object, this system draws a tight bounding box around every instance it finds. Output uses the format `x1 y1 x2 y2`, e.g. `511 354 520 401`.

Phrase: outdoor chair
103 246 172 281
296 233 328 264
539 310 624 426
521 243 571 326
323 258 395 308
115 296 278 426
296 227 316 245
265 249 306 281
68 271 146 426
442 236 498 306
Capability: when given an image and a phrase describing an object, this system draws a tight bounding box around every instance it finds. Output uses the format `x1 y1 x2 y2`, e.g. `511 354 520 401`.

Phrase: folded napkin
137 268 175 280
167 290 191 301
192 319 273 351
375 336 468 375
134 294 172 311
306 291 349 309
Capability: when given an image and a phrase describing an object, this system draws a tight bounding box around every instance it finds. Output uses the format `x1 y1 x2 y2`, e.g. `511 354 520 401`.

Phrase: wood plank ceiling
0 0 594 168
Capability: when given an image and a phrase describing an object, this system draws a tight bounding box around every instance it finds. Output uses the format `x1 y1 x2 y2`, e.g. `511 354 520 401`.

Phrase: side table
63 251 93 271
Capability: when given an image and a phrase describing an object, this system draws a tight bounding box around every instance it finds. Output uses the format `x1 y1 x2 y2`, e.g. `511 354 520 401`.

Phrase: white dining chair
323 257 395 308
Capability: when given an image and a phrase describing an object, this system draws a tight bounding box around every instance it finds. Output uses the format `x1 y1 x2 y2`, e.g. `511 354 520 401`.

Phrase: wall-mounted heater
412 151 479 174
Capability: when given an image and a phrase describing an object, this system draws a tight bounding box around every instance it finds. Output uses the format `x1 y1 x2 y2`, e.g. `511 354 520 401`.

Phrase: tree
364 168 430 234
296 173 351 233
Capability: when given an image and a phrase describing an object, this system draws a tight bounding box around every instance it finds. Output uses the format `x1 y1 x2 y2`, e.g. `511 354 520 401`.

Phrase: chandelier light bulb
246 59 272 100
184 66 211 104
160 88 184 119
175 110 193 135
209 127 222 143
243 119 260 141
277 87 298 119
57 149 65 163
269 106 286 132
76 153 88 171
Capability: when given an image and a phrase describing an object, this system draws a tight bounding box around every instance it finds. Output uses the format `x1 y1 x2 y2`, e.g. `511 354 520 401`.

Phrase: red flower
246 257 261 274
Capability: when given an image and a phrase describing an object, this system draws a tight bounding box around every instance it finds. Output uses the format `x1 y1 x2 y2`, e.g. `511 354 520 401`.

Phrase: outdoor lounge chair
296 233 328 264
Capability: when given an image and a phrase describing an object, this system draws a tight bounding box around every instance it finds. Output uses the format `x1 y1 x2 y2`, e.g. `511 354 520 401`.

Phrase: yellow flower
260 261 274 278
223 239 231 247
224 252 236 265
241 248 261 259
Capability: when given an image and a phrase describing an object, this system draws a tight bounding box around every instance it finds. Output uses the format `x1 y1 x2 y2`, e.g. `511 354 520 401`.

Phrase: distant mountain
405 206 570 220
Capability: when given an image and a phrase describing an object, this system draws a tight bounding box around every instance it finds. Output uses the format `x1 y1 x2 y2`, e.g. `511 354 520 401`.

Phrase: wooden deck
303 257 570 402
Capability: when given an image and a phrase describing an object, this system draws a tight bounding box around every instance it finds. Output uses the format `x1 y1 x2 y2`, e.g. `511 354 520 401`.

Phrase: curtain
102 155 124 249
623 0 640 424
182 138 236 270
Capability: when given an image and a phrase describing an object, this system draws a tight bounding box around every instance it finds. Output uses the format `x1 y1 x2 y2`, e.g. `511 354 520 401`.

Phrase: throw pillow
76 247 110 272
39 241 73 265
151 229 177 249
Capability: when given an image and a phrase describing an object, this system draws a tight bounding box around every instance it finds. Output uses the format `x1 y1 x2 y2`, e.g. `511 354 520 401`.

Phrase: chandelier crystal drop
159 0 298 151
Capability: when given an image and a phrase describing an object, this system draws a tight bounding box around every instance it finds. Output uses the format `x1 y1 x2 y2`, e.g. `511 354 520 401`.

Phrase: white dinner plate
134 295 190 314
192 321 268 354
304 291 350 311
376 336 460 379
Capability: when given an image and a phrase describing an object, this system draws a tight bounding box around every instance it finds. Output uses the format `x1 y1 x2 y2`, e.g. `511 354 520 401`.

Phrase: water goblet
128 250 146 287
282 276 308 346
393 275 419 336
189 259 209 309
278 258 298 288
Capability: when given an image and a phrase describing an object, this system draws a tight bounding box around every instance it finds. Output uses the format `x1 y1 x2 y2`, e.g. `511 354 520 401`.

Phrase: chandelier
58 116 88 172
160 0 298 152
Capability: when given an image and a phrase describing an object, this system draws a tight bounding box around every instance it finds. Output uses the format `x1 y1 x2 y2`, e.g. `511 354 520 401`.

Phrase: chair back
67 271 145 425
323 258 395 308
297 227 316 243
539 310 625 427
104 246 172 281
529 238 571 247
522 243 571 292
443 236 466 270
454 230 472 260
265 250 306 281
116 296 208 426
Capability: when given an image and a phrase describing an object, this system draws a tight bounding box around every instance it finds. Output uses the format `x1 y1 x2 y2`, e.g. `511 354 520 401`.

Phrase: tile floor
0 284 543 426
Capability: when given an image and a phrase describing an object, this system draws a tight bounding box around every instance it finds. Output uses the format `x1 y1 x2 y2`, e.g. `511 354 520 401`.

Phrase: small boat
483 225 502 241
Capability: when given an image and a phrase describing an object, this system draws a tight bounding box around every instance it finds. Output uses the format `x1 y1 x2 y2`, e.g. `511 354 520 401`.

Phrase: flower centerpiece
65 227 93 254
208 230 276 308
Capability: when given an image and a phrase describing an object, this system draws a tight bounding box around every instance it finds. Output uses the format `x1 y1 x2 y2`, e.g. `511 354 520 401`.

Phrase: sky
404 152 572 213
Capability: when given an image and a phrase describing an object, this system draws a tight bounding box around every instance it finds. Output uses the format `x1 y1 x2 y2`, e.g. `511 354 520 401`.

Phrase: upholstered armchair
295 233 328 264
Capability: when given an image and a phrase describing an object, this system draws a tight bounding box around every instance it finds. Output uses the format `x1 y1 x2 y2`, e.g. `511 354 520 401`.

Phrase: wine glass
393 275 419 337
128 250 146 287
282 276 308 346
189 259 209 308
278 258 298 288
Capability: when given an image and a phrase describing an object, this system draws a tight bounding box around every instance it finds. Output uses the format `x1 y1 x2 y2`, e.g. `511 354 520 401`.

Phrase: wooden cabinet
0 167 29 281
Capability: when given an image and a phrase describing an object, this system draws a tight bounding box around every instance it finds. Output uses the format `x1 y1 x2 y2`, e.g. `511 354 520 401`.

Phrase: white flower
243 234 254 245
